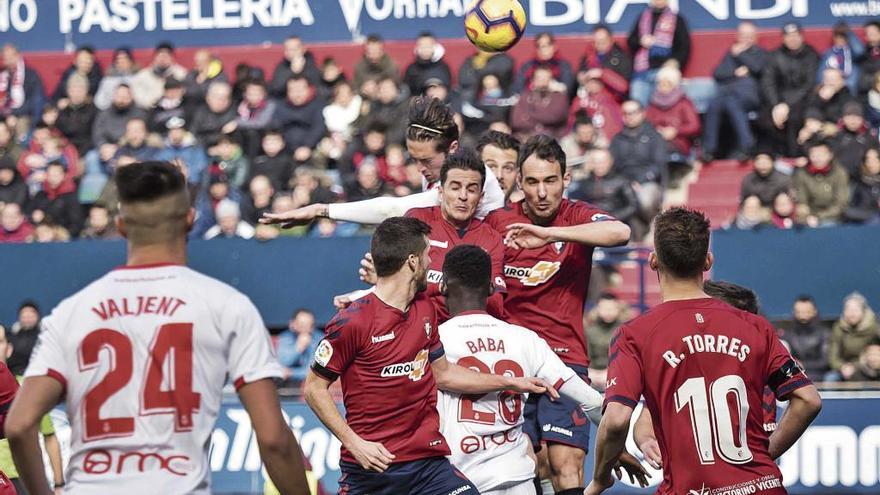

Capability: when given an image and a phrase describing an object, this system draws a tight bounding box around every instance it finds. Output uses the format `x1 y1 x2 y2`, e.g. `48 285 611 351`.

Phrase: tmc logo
504 261 561 286
380 349 429 381
83 449 191 476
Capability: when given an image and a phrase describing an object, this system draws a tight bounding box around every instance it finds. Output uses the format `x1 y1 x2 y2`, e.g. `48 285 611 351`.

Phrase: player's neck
522 201 556 226
126 241 187 268
659 273 709 303
375 273 418 312
446 297 487 318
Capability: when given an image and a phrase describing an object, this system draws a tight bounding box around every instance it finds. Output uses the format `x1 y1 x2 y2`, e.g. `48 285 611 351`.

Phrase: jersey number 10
675 375 754 465
79 323 202 442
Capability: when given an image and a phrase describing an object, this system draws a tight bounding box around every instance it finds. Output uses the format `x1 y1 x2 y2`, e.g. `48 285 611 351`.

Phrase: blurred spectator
7 301 40 375
29 162 83 237
209 134 249 190
94 47 139 110
848 339 880 382
184 49 227 106
805 68 854 125
0 202 32 243
273 77 326 165
645 66 700 158
56 74 98 156
241 175 274 226
561 112 605 174
130 41 188 109
818 22 864 93
204 198 255 240
52 46 102 104
769 191 798 229
731 195 769 230
232 62 265 103
570 150 640 235
340 122 387 182
80 203 120 240
833 102 876 178
32 221 70 243
17 125 79 197
627 0 691 106
0 43 46 124
513 32 574 95
403 32 452 96
254 192 303 240
858 20 880 96
156 117 209 186
190 81 236 149
758 23 820 157
234 80 277 157
95 153 137 215
828 292 879 381
866 72 880 132
354 34 400 90
323 81 363 142
91 83 145 151
458 49 515 100
384 144 409 191
461 73 516 139
844 148 880 224
577 25 631 100
148 78 188 134
117 118 159 162
585 293 629 389
702 21 766 162
192 165 240 239
269 35 321 98
345 162 390 202
0 121 19 164
250 131 294 191
477 130 519 200
510 65 569 138
317 58 346 101
609 100 667 217
277 308 321 383
366 77 408 145
740 152 791 207
291 167 335 207
0 155 26 209
570 69 623 143
783 295 830 380
793 141 849 227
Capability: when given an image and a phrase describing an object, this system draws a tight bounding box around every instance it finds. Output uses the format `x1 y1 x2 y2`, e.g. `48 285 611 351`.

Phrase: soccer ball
464 0 527 53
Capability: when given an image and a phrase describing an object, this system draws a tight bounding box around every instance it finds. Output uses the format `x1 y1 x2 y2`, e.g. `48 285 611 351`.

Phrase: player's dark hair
865 20 880 31
292 308 314 319
518 134 566 176
653 207 711 279
598 292 618 302
592 24 611 35
366 34 383 43
440 147 485 188
443 244 491 294
573 109 592 127
116 161 187 204
371 217 432 277
406 96 458 154
795 294 816 305
536 32 554 44
476 130 520 154
704 280 759 315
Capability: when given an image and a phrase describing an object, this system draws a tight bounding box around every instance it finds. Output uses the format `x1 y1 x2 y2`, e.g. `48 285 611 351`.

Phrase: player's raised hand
638 437 663 470
359 253 377 285
584 473 614 495
508 377 560 400
347 436 395 472
260 203 327 228
613 451 651 487
504 223 553 250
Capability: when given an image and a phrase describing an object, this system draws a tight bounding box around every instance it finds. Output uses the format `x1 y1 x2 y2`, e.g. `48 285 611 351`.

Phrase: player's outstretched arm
632 408 662 469
260 190 440 227
768 384 822 460
239 378 309 495
586 402 635 495
303 371 395 472
431 356 559 398
503 220 631 250
6 376 63 495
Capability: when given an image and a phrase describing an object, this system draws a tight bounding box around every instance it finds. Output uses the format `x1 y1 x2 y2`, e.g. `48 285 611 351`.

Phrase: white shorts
481 479 537 495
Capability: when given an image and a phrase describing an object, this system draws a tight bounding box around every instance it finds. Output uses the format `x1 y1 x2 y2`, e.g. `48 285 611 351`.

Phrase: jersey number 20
79 323 202 442
675 375 754 465
457 357 524 426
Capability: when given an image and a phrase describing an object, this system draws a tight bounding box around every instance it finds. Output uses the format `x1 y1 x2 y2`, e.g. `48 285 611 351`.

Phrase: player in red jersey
0 329 19 495
587 208 822 495
303 216 555 495
484 135 631 494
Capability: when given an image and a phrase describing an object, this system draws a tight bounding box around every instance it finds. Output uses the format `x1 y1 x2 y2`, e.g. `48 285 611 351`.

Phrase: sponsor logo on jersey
380 349 429 381
503 261 561 286
688 483 709 495
427 269 443 284
591 213 614 222
541 424 573 437
447 486 472 495
314 340 333 367
83 449 191 476
493 276 507 290
429 239 449 249
371 332 395 344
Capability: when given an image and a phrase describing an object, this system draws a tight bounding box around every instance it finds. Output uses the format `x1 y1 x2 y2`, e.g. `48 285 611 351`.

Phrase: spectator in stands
403 32 452 96
702 21 766 163
80 203 120 240
585 293 629 389
731 195 769 230
367 77 408 145
317 58 347 102
290 166 335 207
828 292 879 381
277 308 321 383
561 112 605 174
0 202 32 243
794 141 849 227
156 116 209 186
323 80 363 142
7 301 40 375
29 162 83 238
95 153 137 215
0 156 26 209
204 198 255 240
461 73 516 139
147 78 188 133
759 23 820 157
0 43 45 125
646 66 700 158
233 79 276 157
269 35 321 98
116 118 159 163
354 34 400 90
818 22 864 93
345 162 389 202
458 49 515 101
510 65 569 138
513 32 574 96
844 148 880 224
273 76 326 165
241 175 275 226
858 20 880 96
53 46 102 104
209 134 249 190
848 339 880 382
569 69 624 143
783 295 830 380
191 164 240 239
805 68 854 125
865 72 880 132
770 191 798 229
32 221 71 243
571 149 640 236
340 122 387 182
250 130 294 191
94 47 138 110
626 0 691 107
130 41 188 109
91 83 145 153
833 102 876 178
385 144 409 191
184 49 227 106
577 25 631 101
231 62 264 103
190 81 236 149
740 152 791 207
17 129 78 197
0 121 19 164
609 100 667 217
56 74 98 157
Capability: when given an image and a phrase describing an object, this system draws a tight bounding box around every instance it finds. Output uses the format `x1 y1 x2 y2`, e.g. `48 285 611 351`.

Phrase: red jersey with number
485 199 615 367
605 298 811 494
24 264 283 495
405 206 507 322
311 292 449 464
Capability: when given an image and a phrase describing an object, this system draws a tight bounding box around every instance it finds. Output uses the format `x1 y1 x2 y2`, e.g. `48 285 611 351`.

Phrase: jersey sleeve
476 169 505 219
763 320 812 400
603 324 644 411
528 331 576 389
0 364 19 438
568 200 618 225
224 293 285 391
310 307 363 381
425 301 445 363
23 315 69 390
328 189 440 224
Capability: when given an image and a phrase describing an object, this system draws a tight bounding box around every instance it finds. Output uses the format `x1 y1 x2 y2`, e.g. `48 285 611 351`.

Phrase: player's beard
414 266 429 294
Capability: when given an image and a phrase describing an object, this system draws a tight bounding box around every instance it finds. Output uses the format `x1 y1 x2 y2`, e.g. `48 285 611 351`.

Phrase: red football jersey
405 206 507 322
605 298 811 494
311 292 450 464
0 362 18 439
485 199 615 367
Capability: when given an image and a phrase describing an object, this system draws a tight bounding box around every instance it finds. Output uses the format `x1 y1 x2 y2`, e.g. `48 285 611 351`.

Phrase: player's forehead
521 155 562 179
443 168 482 186
407 138 442 159
481 144 517 164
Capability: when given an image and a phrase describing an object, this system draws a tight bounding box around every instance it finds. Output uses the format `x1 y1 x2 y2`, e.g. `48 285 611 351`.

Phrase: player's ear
563 170 572 188
439 278 448 296
115 212 127 238
488 281 495 296
448 140 459 155
5 342 12 360
648 251 659 272
186 207 196 233
704 252 714 272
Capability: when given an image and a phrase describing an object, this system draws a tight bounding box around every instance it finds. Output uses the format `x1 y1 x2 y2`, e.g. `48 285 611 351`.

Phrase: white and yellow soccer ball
464 0 527 53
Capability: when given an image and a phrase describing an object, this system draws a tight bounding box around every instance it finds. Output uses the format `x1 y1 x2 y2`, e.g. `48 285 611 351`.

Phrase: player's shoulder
325 293 377 335
561 199 615 223
404 205 438 222
484 200 522 227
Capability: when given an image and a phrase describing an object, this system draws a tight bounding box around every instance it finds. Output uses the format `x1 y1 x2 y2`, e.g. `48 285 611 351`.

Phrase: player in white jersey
436 245 649 495
6 162 308 495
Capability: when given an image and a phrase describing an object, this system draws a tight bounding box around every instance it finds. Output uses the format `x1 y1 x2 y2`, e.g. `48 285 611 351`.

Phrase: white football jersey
25 264 283 495
437 311 576 492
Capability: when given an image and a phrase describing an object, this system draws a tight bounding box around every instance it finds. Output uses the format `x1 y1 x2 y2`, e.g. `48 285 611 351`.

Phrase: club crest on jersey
424 318 433 337
380 349 429 381
553 241 565 253
314 340 333 367
504 261 561 286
